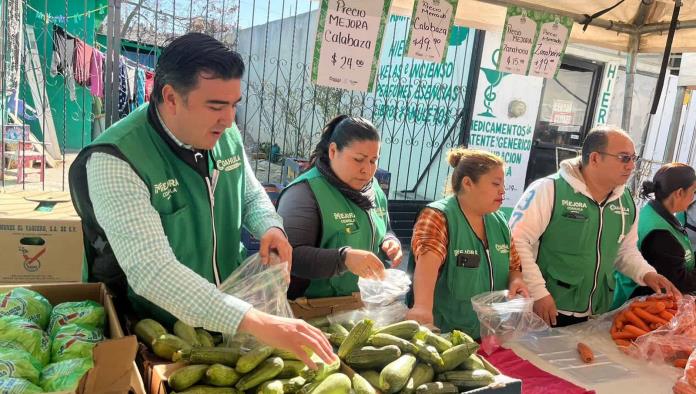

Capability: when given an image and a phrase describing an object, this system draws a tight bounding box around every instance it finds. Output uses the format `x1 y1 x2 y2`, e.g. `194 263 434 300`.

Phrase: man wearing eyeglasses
509 126 680 327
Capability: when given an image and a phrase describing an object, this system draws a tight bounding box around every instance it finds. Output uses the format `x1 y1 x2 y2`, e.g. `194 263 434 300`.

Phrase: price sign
406 0 458 63
497 7 537 75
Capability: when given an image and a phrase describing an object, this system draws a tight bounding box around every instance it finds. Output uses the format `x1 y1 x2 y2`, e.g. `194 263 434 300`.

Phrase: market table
495 322 683 394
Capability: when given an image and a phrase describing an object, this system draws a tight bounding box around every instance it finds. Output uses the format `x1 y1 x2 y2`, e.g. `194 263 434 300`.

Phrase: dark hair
581 126 630 165
640 163 696 201
447 148 504 194
310 115 380 165
151 33 245 103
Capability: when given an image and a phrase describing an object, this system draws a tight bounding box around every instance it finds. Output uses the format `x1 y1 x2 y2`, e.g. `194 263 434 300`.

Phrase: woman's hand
344 249 385 280
381 239 404 267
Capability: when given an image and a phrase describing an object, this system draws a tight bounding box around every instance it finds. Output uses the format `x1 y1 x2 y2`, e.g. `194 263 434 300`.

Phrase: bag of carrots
611 294 696 366
673 348 696 393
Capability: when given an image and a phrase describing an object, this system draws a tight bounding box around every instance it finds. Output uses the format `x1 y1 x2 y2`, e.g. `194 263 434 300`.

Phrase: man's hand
533 294 558 326
381 239 404 267
643 272 682 299
237 308 337 369
259 227 292 266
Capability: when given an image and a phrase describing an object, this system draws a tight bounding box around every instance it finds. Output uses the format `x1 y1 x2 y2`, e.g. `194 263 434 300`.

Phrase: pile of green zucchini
133 317 496 394
315 318 496 394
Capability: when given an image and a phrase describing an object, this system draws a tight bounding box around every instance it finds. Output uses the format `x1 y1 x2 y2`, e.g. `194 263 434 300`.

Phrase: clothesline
24 3 108 25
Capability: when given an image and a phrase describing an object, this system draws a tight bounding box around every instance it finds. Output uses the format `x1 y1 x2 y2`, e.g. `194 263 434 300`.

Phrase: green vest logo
454 249 478 256
154 178 180 200
561 199 587 212
217 155 242 172
495 244 509 254
609 204 629 216
333 212 356 225
686 249 693 262
478 49 510 118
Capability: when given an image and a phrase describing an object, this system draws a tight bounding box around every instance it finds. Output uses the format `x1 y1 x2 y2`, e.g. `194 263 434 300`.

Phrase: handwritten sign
528 15 573 78
497 7 537 75
405 0 458 63
312 0 392 92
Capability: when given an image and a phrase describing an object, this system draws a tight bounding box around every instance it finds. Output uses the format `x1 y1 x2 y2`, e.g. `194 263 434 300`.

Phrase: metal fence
0 0 480 200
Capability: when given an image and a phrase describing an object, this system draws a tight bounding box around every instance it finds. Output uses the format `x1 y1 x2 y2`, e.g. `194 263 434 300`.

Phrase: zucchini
174 320 202 347
369 333 419 354
337 319 374 359
358 370 380 389
459 354 485 371
257 380 284 394
411 340 444 368
134 319 167 347
196 329 216 347
434 343 480 373
172 386 239 394
415 382 458 394
379 354 417 393
345 345 401 370
450 330 475 347
277 360 308 378
374 321 419 340
282 376 307 393
203 364 241 387
403 363 435 394
236 345 274 373
437 369 495 390
352 373 377 394
153 334 191 361
312 372 351 394
169 364 208 391
235 357 285 391
178 346 240 366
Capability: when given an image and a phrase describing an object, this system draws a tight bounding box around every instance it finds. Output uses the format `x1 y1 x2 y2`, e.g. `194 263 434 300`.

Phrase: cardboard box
0 191 83 283
290 292 364 320
0 282 145 394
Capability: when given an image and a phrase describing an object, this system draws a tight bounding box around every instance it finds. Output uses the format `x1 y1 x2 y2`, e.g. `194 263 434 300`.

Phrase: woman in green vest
406 148 529 336
613 163 696 306
277 115 403 299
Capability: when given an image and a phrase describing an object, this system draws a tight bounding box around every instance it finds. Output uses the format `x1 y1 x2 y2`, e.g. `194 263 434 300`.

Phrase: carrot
628 301 653 308
634 307 670 325
623 324 649 337
659 310 675 321
649 323 659 330
646 302 666 314
614 339 632 347
624 310 650 331
666 309 679 315
675 358 689 368
616 320 624 329
610 324 619 335
577 342 594 363
611 330 638 340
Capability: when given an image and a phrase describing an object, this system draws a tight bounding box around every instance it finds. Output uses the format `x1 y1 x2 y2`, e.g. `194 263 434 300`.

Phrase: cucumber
174 320 202 347
235 357 284 391
196 329 216 347
153 334 191 361
203 364 241 387
169 364 208 391
312 373 351 394
134 319 167 347
236 345 274 374
379 354 417 393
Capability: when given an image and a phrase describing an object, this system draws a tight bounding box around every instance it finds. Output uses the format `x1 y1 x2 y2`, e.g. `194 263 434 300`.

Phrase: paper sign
312 0 392 92
405 0 458 63
497 7 537 75
528 15 573 78
594 62 620 127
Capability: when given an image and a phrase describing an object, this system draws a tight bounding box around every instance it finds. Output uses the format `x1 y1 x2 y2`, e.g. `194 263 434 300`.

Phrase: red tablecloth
483 348 595 394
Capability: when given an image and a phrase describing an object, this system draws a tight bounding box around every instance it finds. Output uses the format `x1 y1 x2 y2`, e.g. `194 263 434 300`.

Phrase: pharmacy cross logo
478 49 510 118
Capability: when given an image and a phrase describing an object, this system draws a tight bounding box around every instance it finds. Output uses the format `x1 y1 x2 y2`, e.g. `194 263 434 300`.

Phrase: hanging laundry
50 25 76 101
145 70 155 102
126 64 137 102
74 38 93 86
90 50 105 97
118 61 130 118
135 68 146 106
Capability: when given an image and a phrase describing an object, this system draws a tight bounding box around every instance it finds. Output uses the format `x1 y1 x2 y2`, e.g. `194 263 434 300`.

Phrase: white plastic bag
471 290 549 354
218 252 292 348
357 269 411 327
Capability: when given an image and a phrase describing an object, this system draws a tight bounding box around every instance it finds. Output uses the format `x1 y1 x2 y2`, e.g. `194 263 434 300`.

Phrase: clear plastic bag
674 348 696 393
355 269 411 327
471 290 549 354
621 295 696 365
218 252 292 346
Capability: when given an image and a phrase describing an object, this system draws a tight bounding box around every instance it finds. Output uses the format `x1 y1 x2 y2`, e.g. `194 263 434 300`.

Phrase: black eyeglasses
598 152 640 163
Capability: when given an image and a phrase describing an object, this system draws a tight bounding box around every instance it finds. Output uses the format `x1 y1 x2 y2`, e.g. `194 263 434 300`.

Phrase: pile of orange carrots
611 294 678 346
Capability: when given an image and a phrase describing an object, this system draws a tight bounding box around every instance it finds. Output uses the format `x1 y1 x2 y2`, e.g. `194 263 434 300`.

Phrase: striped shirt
411 208 522 271
86 115 283 334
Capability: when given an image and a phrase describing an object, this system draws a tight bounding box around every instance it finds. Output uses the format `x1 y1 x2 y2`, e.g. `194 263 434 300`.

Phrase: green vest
422 196 510 337
284 167 389 298
613 203 695 308
76 105 246 327
537 175 635 315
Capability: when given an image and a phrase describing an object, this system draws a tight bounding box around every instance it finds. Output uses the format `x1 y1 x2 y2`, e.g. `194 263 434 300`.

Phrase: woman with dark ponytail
277 115 403 300
613 163 696 306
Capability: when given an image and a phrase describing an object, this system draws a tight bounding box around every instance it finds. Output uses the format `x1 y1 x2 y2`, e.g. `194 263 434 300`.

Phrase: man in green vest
509 127 680 327
69 33 335 367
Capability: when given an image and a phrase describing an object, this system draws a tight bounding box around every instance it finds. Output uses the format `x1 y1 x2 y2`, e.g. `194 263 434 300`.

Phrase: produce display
611 294 678 348
0 288 106 393
135 317 500 394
